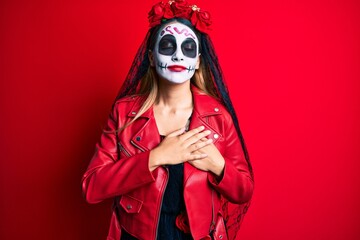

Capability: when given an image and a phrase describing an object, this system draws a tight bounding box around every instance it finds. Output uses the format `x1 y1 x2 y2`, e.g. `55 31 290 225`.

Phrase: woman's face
152 22 200 84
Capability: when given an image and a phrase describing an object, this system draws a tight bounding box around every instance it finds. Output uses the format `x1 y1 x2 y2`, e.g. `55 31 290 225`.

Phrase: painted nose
171 49 184 62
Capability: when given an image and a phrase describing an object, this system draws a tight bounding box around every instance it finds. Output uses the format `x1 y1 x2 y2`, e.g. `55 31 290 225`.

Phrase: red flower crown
148 0 212 34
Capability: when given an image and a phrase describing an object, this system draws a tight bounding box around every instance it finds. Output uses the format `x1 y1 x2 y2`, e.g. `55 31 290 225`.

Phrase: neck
156 79 193 110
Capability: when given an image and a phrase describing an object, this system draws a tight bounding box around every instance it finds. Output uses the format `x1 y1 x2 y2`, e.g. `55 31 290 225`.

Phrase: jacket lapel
184 87 223 190
127 98 161 152
190 87 223 144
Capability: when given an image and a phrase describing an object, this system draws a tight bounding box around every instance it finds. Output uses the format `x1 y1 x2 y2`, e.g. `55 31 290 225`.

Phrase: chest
153 108 193 136
116 113 226 160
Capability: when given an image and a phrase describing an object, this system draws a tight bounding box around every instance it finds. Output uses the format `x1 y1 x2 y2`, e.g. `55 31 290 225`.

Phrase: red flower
148 0 212 34
163 2 175 19
171 0 192 19
148 1 170 28
175 211 191 233
190 10 212 34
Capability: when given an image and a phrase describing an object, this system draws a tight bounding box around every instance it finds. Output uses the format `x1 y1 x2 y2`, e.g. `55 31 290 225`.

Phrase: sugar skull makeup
153 22 200 84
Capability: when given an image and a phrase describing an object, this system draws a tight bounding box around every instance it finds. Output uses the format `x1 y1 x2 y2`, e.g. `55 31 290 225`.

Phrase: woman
82 1 254 239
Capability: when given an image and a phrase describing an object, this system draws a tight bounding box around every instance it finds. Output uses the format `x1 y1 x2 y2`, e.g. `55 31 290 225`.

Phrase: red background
1 0 359 239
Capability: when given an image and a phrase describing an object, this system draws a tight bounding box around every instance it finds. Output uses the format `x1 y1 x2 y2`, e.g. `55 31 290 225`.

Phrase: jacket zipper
117 142 131 157
130 138 169 239
130 140 146 152
155 167 169 240
208 115 217 236
210 189 216 234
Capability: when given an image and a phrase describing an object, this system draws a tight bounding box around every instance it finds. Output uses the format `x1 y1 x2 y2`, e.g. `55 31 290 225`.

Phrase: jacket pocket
119 195 143 214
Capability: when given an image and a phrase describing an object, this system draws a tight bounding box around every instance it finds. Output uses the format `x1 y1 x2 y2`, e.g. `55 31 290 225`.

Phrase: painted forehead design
159 25 197 40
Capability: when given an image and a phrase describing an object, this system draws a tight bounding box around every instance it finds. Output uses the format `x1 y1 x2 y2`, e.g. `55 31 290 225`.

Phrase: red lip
167 65 187 72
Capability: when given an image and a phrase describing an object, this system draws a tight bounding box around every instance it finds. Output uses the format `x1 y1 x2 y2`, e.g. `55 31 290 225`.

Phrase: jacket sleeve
82 103 155 204
208 111 254 204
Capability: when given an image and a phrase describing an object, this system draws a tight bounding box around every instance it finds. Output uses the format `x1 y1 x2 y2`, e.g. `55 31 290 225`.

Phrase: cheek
155 54 171 64
186 57 198 67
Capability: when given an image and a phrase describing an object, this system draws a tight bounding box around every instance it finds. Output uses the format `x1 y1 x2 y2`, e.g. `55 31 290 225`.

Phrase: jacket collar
126 85 223 151
126 95 153 119
190 85 223 143
191 85 223 117
127 85 223 120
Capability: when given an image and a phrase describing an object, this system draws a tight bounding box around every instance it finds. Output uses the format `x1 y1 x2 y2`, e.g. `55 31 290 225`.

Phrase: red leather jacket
82 87 254 240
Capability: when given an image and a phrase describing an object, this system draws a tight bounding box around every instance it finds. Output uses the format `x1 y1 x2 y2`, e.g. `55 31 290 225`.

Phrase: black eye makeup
158 35 198 58
159 35 177 56
181 38 197 58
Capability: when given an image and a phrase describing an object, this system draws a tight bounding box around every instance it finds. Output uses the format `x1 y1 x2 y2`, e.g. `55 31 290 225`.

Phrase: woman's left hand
188 140 225 177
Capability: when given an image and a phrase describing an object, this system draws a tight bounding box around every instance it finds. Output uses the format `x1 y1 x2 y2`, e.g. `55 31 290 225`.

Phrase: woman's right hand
149 126 213 171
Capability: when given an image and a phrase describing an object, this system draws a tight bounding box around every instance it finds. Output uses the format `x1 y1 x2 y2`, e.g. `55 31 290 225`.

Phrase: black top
121 135 192 240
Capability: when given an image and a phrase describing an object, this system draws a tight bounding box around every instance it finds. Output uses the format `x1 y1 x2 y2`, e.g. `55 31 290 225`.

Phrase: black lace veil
114 17 253 240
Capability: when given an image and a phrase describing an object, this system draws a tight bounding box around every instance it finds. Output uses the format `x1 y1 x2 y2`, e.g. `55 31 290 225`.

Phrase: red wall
1 0 359 239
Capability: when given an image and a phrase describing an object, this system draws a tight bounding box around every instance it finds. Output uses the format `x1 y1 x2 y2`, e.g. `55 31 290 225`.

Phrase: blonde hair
118 57 218 132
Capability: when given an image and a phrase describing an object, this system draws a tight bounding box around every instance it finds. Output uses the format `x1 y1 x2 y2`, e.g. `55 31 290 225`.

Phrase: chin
159 75 191 85
167 78 191 85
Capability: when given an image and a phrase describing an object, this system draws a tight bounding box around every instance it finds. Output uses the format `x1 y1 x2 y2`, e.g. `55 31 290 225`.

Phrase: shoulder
111 95 145 117
193 91 233 121
113 94 145 107
114 94 143 104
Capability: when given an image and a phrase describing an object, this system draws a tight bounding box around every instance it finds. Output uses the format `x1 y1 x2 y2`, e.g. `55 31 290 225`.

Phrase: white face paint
153 22 200 84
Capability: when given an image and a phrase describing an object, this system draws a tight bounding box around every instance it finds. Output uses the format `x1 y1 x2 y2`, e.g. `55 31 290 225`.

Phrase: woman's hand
189 140 225 177
149 126 213 171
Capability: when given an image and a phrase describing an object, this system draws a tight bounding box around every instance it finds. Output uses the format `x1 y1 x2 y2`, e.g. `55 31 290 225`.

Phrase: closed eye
160 42 175 50
181 38 197 58
158 35 177 56
183 43 195 50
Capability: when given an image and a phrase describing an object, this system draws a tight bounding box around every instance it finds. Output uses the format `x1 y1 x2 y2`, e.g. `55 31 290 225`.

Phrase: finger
179 126 205 140
185 153 208 161
189 138 213 152
183 130 211 147
167 127 186 137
